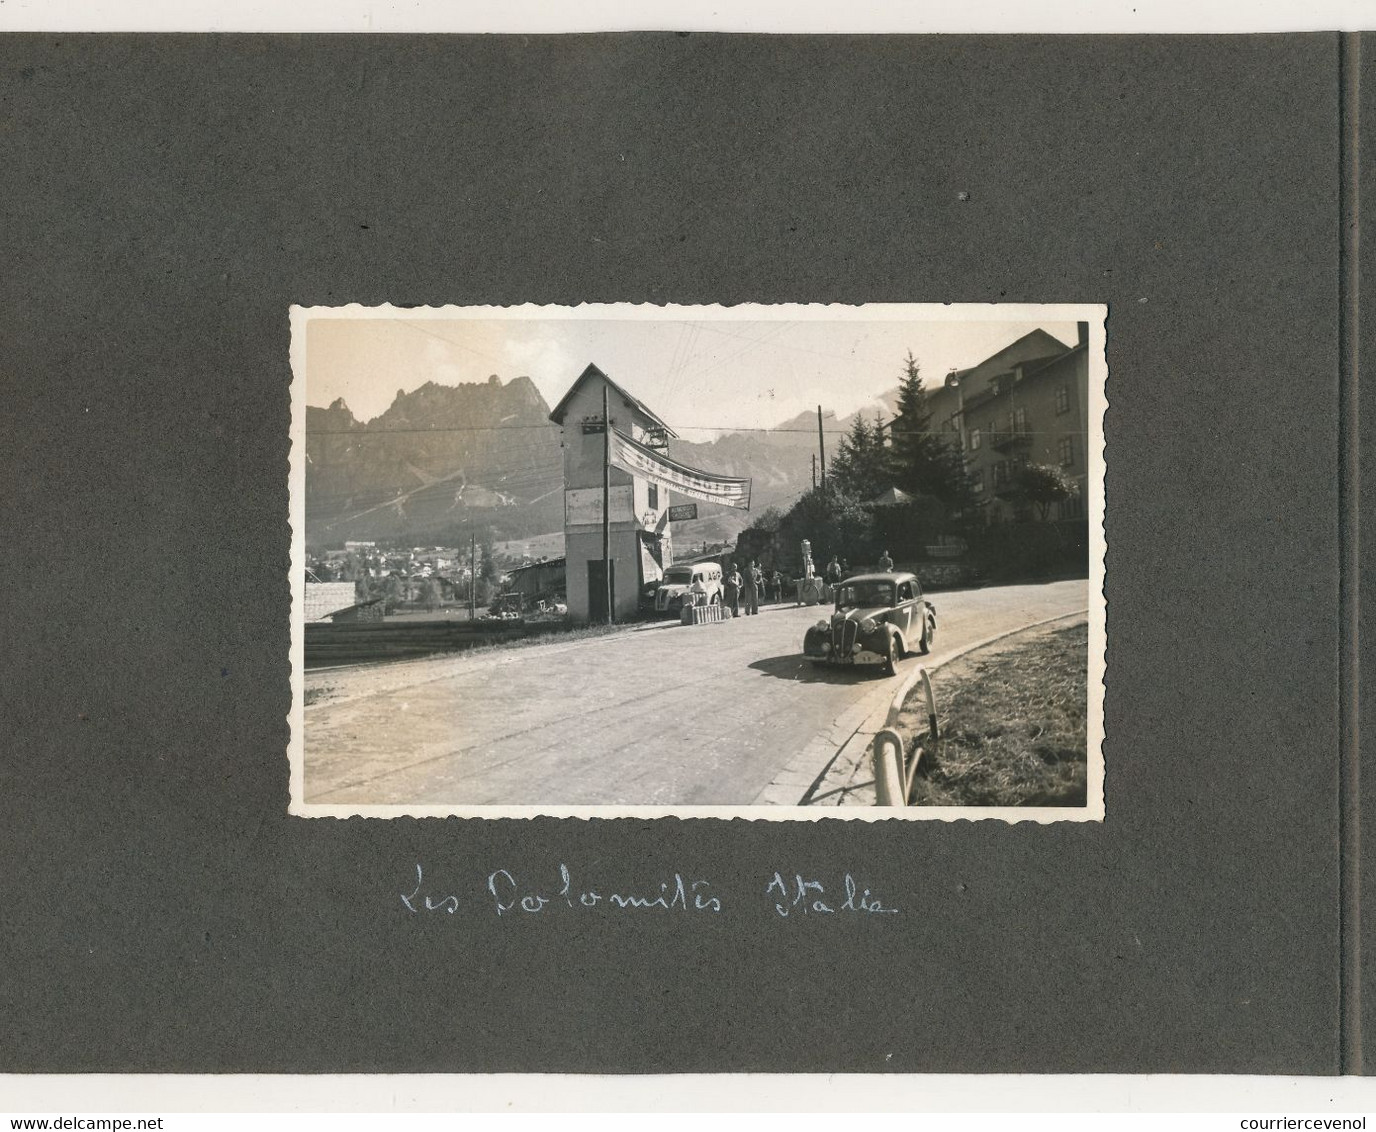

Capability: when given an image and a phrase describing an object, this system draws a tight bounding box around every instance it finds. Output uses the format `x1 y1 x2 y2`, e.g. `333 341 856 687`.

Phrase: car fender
888 621 911 655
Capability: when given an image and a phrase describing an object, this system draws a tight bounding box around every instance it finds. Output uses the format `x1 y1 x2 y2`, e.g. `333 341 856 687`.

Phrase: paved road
302 579 1089 807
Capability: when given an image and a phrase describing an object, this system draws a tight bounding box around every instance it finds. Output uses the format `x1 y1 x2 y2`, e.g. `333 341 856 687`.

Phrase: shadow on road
748 654 883 685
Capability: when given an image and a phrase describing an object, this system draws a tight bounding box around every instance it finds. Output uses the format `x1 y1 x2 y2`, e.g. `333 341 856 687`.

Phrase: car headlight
821 642 832 654
858 617 878 634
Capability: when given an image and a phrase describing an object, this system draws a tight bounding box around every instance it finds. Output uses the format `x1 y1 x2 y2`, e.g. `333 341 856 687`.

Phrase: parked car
801 571 936 675
654 562 724 616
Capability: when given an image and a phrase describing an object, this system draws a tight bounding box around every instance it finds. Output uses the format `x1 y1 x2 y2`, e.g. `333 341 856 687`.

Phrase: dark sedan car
802 571 936 675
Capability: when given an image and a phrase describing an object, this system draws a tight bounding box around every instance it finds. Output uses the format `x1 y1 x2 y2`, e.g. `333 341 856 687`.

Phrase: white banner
609 429 751 511
565 485 634 527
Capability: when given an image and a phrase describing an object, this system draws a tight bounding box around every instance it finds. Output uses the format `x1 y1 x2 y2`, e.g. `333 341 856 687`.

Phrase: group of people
720 560 785 617
821 549 895 584
688 549 898 618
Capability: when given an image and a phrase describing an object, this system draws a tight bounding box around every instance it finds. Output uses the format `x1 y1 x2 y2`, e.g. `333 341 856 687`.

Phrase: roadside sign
667 503 698 522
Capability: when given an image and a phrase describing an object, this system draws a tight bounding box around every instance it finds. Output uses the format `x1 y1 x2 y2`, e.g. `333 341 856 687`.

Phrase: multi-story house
924 325 1090 522
548 363 675 623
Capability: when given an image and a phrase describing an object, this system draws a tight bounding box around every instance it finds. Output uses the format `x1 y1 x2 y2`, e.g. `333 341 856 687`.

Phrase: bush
966 520 1088 581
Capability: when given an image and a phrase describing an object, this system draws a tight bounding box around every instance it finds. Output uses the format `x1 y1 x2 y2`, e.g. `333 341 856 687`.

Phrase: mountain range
303 377 900 550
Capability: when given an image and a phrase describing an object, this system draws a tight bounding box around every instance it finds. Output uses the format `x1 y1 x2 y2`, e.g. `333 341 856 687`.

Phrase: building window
970 470 985 495
648 483 659 510
992 461 1008 487
1055 385 1071 415
969 428 981 451
1058 437 1075 467
1013 407 1028 432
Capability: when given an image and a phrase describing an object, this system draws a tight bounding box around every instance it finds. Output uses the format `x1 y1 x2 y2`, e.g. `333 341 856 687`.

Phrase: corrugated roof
508 556 567 573
547 363 678 437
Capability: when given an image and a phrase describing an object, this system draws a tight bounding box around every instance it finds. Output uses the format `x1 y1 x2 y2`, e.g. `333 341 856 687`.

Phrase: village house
924 324 1090 522
548 364 674 623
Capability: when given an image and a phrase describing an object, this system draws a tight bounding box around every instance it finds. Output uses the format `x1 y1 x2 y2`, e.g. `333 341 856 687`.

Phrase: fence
872 667 941 807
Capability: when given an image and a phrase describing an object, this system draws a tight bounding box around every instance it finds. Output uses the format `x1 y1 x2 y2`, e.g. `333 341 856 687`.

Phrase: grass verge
898 619 1088 807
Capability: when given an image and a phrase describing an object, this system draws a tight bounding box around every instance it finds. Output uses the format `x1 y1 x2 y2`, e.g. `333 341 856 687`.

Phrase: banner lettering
608 430 752 511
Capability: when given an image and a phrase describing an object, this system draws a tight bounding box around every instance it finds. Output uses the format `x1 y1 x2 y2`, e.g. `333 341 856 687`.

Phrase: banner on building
566 485 635 527
609 430 752 511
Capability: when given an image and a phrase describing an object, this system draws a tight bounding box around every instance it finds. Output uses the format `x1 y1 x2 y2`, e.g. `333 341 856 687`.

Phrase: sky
303 310 1086 439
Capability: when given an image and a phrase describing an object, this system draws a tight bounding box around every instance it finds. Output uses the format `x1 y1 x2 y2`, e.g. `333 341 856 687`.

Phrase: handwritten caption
400 863 898 919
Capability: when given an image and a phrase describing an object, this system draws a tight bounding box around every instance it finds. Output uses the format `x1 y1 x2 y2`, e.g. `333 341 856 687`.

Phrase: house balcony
990 426 1032 452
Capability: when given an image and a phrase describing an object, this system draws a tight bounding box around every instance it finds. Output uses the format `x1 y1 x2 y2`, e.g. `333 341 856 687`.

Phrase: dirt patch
302 684 337 708
896 619 1087 807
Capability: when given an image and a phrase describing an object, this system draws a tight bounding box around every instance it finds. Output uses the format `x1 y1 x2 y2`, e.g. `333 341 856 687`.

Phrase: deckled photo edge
288 301 1107 824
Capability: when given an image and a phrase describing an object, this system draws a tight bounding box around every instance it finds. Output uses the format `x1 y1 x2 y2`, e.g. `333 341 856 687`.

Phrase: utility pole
602 382 613 625
817 405 826 490
811 453 817 489
469 533 476 621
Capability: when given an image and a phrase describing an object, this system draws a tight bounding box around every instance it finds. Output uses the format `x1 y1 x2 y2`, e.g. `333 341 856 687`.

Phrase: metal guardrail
872 667 940 807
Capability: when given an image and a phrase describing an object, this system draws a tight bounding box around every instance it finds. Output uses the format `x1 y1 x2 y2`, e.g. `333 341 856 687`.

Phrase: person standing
770 569 783 604
878 549 894 572
724 562 742 618
743 561 761 616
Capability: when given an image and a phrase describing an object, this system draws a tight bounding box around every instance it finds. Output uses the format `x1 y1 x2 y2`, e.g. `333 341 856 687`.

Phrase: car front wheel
883 631 899 676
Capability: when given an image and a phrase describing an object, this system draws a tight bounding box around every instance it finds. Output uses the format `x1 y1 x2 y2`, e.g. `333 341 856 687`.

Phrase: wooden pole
603 382 613 624
811 453 817 489
469 533 475 621
817 405 826 489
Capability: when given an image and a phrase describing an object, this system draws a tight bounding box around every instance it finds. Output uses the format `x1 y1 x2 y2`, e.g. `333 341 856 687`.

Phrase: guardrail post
918 668 939 760
872 728 906 807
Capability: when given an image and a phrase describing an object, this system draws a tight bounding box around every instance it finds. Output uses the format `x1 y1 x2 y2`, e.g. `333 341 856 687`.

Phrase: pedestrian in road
724 562 742 618
825 556 842 585
743 561 761 616
770 569 783 604
878 549 894 572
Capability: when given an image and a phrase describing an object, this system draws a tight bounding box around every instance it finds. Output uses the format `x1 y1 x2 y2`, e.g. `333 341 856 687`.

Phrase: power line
308 423 559 434
307 423 857 436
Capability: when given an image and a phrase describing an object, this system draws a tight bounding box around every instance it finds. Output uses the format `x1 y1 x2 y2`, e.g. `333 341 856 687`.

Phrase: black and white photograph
289 303 1106 819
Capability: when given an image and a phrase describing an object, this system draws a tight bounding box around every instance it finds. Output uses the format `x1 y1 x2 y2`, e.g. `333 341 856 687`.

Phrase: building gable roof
891 328 1074 426
952 329 1070 385
547 363 677 437
1022 340 1088 381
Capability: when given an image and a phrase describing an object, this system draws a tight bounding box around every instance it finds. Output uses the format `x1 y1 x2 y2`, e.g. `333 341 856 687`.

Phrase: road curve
302 579 1089 807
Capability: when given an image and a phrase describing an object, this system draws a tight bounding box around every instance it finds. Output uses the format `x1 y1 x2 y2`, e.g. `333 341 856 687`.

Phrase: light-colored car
654 562 724 615
801 571 936 675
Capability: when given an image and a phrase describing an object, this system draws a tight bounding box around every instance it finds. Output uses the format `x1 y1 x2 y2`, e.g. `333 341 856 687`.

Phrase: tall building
548 364 674 623
923 326 1090 522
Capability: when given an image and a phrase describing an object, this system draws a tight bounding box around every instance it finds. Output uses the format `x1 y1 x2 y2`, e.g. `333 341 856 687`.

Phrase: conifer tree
888 351 973 514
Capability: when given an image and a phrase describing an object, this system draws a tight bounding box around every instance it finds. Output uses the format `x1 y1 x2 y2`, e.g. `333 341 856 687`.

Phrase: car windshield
836 582 894 611
662 568 693 584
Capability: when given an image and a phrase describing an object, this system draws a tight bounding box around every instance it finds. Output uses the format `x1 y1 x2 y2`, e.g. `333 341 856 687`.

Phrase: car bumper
802 644 886 666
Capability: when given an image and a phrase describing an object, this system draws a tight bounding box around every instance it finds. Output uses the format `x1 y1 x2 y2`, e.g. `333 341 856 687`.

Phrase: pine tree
889 352 973 514
833 409 900 502
830 415 875 499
